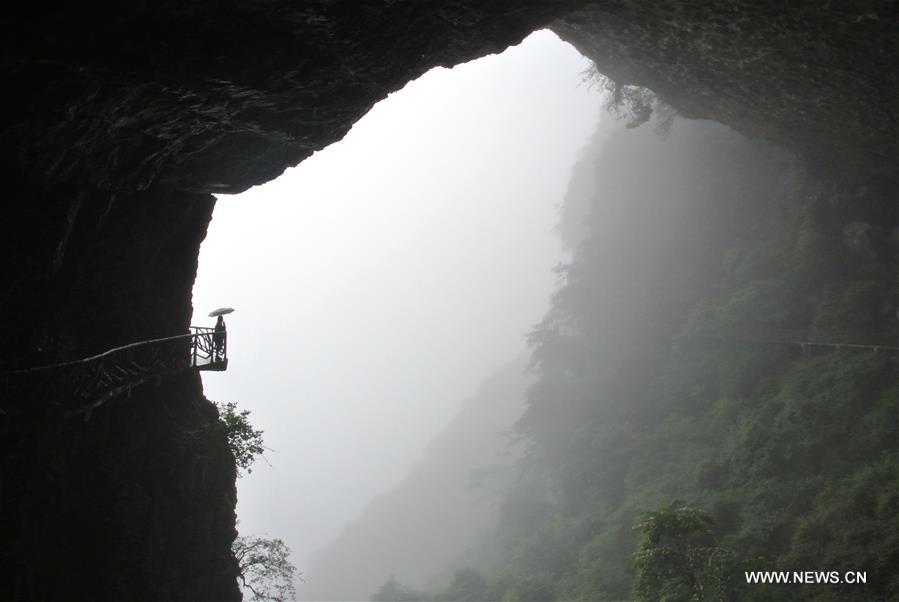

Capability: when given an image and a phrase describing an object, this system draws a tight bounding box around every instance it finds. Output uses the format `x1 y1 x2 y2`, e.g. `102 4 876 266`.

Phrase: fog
191 30 601 595
302 359 530 600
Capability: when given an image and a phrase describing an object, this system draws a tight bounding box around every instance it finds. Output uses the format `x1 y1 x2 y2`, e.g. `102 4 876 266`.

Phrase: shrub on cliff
234 534 299 601
215 401 266 476
633 502 739 602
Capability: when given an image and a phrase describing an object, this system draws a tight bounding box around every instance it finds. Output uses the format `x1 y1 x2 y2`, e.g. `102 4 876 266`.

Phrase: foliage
371 569 500 602
216 401 266 476
233 535 299 602
371 576 427 602
582 64 676 132
435 569 495 602
632 502 738 601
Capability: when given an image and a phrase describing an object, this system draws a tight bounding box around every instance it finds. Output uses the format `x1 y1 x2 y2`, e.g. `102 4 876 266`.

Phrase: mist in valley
332 104 897 602
191 30 603 599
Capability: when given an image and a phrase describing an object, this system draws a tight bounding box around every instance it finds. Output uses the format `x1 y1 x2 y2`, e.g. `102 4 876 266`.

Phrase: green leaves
633 502 739 602
215 401 266 476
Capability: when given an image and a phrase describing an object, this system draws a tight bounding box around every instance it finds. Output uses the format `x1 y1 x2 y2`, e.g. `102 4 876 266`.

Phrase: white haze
191 30 601 593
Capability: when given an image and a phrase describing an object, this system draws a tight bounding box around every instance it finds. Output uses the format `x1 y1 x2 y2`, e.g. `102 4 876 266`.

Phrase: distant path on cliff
677 329 899 354
0 327 227 419
2 327 895 421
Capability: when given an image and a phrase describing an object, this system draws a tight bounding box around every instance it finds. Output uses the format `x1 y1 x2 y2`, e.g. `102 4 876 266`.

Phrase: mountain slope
418 116 898 601
301 360 529 601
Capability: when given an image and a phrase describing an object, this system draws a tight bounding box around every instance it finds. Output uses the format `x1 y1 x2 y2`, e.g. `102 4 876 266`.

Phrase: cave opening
191 29 602 591
3 4 896 601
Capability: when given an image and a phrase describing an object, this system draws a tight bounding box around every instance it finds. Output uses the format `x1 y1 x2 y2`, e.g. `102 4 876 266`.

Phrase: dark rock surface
0 2 895 600
553 0 898 178
2 373 239 601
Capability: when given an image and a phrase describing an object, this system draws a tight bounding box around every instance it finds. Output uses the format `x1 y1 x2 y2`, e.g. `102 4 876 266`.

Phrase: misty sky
191 30 601 586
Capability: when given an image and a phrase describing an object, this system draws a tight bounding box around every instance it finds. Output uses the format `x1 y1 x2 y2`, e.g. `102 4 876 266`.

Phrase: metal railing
190 326 228 369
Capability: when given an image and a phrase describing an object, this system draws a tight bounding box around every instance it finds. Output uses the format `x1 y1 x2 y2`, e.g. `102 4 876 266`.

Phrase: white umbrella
208 307 236 317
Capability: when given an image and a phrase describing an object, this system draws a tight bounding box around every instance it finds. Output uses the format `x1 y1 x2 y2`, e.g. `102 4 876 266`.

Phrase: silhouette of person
213 315 226 362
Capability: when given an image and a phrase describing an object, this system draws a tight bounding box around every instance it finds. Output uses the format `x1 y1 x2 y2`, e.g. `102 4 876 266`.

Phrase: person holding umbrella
213 316 226 361
209 307 234 363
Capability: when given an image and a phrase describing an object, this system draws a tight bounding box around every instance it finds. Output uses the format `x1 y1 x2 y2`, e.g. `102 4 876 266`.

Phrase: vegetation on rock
632 501 738 602
374 105 898 601
215 401 267 476
234 534 299 602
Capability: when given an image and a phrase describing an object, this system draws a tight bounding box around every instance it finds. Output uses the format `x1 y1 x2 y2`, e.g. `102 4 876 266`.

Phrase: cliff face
2 373 239 601
554 1 898 178
0 2 895 600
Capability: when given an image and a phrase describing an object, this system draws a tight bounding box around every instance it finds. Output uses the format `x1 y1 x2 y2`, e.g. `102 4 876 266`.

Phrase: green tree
632 502 737 602
216 401 266 476
233 535 299 602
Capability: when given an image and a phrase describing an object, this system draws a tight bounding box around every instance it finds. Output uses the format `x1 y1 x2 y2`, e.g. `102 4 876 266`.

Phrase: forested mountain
372 116 898 601
301 361 529 601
